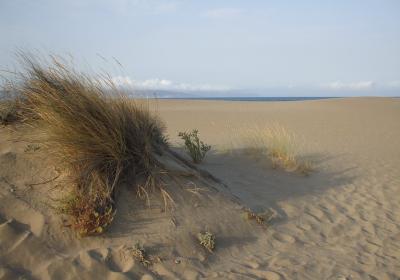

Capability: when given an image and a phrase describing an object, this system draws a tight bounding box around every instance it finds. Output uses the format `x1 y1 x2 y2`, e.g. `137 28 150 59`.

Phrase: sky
0 0 399 96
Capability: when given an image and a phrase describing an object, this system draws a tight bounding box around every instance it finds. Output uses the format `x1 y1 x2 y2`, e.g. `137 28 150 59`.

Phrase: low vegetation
179 129 211 163
58 189 115 236
244 209 266 225
243 208 274 226
10 53 167 236
130 242 151 266
241 124 313 175
24 144 40 152
0 98 20 126
197 231 215 252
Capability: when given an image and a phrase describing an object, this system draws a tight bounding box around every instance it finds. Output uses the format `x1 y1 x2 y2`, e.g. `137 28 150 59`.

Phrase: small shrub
197 231 215 252
178 129 211 163
58 189 115 237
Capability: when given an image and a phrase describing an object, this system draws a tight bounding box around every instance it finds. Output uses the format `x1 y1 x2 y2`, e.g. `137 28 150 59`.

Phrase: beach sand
1 97 399 279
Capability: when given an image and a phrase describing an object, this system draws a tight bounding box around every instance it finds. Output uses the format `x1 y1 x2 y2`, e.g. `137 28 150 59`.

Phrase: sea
162 97 337 102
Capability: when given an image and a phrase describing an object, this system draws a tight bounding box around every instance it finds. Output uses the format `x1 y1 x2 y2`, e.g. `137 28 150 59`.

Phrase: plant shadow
172 146 357 225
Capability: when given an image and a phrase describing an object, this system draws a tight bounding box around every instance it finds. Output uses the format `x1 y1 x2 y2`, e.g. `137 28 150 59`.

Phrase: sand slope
1 97 399 279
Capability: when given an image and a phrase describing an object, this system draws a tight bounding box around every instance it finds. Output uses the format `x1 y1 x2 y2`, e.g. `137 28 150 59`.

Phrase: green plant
197 231 215 252
178 129 211 163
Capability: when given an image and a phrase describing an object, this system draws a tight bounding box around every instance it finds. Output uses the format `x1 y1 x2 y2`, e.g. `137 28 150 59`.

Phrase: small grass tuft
131 242 151 266
197 231 215 253
244 210 265 225
24 144 40 152
179 129 211 163
241 124 313 175
243 208 274 226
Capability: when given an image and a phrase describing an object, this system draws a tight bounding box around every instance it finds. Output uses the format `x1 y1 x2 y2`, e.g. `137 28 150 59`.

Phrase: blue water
165 97 337 102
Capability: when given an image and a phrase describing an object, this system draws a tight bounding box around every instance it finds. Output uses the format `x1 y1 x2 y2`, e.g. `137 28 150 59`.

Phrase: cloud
111 76 231 91
203 8 242 19
323 81 375 91
386 80 400 89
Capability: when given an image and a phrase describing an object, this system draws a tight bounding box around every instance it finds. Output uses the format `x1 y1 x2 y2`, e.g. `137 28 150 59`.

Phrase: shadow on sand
173 147 357 225
107 146 357 238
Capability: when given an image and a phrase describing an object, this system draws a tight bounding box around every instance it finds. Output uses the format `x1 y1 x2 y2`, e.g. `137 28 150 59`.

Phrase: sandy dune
1 97 399 279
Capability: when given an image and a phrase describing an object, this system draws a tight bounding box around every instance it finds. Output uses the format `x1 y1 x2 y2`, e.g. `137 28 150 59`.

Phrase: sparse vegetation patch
58 189 115 236
130 242 151 266
24 144 40 152
243 208 274 226
197 231 215 252
0 99 20 126
240 124 313 175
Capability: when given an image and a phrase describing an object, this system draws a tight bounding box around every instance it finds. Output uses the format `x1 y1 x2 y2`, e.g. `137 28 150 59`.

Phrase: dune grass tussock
231 124 313 174
12 54 167 236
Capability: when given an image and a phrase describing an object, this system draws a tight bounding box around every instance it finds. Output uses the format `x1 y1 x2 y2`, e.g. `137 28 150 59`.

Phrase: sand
1 97 399 279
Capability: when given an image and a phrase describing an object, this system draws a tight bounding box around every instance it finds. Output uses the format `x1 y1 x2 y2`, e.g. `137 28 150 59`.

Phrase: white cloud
323 81 375 91
386 80 400 89
111 76 231 91
204 8 242 19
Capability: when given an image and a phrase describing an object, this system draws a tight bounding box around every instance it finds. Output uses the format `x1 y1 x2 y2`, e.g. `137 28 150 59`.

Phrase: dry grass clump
243 208 275 226
130 242 151 266
197 231 215 253
240 124 313 175
11 54 167 236
0 98 21 125
244 209 266 225
24 143 40 152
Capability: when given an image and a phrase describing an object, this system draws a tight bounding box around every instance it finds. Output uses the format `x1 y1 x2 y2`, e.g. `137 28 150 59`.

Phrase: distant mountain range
126 90 199 99
2 88 399 100
128 88 400 98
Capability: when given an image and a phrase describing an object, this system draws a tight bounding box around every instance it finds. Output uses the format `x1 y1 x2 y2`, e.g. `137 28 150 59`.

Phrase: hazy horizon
1 1 399 96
